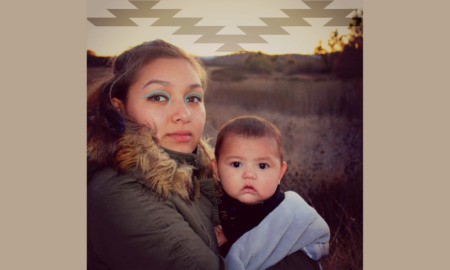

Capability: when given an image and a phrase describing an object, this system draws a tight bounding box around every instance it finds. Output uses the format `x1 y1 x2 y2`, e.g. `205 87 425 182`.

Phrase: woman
87 39 320 269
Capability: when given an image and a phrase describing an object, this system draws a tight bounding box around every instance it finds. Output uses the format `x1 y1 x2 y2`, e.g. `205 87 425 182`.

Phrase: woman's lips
168 131 192 142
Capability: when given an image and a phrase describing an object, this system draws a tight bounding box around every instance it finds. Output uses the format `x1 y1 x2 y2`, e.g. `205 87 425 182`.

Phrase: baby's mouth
242 184 256 193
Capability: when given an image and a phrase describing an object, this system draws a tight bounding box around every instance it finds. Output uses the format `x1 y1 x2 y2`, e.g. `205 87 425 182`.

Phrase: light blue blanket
225 191 330 270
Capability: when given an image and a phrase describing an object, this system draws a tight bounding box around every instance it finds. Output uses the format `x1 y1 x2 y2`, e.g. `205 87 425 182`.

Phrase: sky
87 0 363 57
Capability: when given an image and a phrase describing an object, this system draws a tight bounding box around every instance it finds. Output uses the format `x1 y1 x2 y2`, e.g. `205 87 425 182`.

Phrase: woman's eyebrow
189 83 202 90
143 79 169 88
143 80 202 90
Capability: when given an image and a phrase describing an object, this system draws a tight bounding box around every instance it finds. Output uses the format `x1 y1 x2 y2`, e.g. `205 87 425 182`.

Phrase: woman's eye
142 90 171 102
185 95 202 103
148 94 169 102
258 163 269 169
185 92 203 103
231 162 242 168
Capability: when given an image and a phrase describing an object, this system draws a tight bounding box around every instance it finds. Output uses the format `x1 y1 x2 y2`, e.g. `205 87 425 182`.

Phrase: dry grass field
87 53 363 269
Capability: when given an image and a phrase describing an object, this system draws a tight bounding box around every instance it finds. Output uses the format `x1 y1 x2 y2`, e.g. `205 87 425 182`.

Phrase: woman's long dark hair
87 39 207 167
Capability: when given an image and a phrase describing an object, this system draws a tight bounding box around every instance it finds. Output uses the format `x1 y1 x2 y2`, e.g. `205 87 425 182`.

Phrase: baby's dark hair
214 116 284 162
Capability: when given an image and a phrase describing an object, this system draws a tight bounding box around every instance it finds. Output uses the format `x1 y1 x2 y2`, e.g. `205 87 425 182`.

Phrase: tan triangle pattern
87 0 354 52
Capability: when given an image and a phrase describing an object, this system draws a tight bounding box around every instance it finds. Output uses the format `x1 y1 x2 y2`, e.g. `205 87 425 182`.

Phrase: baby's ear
278 161 288 184
211 159 220 181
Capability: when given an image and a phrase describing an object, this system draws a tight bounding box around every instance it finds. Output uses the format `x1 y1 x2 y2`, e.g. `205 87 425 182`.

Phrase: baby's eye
258 163 269 169
231 162 242 168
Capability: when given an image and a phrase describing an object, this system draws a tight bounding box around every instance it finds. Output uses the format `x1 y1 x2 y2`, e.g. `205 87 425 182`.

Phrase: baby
212 116 330 270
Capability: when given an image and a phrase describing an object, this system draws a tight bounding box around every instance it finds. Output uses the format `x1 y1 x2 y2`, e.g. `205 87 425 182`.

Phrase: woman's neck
161 146 198 166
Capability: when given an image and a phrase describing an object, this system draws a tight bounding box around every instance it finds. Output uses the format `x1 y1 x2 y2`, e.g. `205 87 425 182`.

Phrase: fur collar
110 124 216 203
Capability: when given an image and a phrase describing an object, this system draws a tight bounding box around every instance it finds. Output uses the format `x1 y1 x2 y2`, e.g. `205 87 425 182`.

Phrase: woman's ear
278 161 288 184
211 159 220 182
111 98 125 114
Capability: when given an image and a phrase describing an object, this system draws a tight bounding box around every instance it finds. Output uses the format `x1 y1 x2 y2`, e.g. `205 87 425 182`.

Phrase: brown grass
205 75 362 118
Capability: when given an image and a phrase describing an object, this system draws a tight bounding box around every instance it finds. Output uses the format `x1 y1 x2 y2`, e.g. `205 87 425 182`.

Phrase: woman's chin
161 143 196 154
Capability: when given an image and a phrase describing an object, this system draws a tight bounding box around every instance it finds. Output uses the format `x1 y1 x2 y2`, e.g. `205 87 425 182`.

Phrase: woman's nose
171 98 192 123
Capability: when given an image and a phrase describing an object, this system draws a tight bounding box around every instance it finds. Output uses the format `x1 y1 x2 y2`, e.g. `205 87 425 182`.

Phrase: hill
200 51 317 67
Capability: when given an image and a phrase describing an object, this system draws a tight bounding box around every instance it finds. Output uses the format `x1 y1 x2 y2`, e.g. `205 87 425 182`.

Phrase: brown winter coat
87 125 226 269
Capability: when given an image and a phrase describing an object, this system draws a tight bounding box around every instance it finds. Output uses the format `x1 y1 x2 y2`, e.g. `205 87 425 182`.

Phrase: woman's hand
214 225 228 247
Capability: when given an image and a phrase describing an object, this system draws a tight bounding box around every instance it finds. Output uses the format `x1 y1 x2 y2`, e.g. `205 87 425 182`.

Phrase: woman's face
113 58 206 153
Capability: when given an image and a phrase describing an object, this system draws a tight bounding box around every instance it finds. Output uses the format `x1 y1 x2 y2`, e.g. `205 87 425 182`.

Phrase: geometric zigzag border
88 0 354 52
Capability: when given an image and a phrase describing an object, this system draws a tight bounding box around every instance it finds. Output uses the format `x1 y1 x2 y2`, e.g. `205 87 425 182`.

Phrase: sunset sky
87 0 363 57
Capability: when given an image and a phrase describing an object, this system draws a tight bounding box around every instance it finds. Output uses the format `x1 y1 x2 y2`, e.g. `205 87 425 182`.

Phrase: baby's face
213 135 287 205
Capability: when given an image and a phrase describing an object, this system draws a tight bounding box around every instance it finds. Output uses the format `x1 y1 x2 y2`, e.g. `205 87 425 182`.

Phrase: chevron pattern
88 0 354 52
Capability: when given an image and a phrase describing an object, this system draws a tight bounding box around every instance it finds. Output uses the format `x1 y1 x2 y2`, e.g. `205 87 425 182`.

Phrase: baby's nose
242 169 256 180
